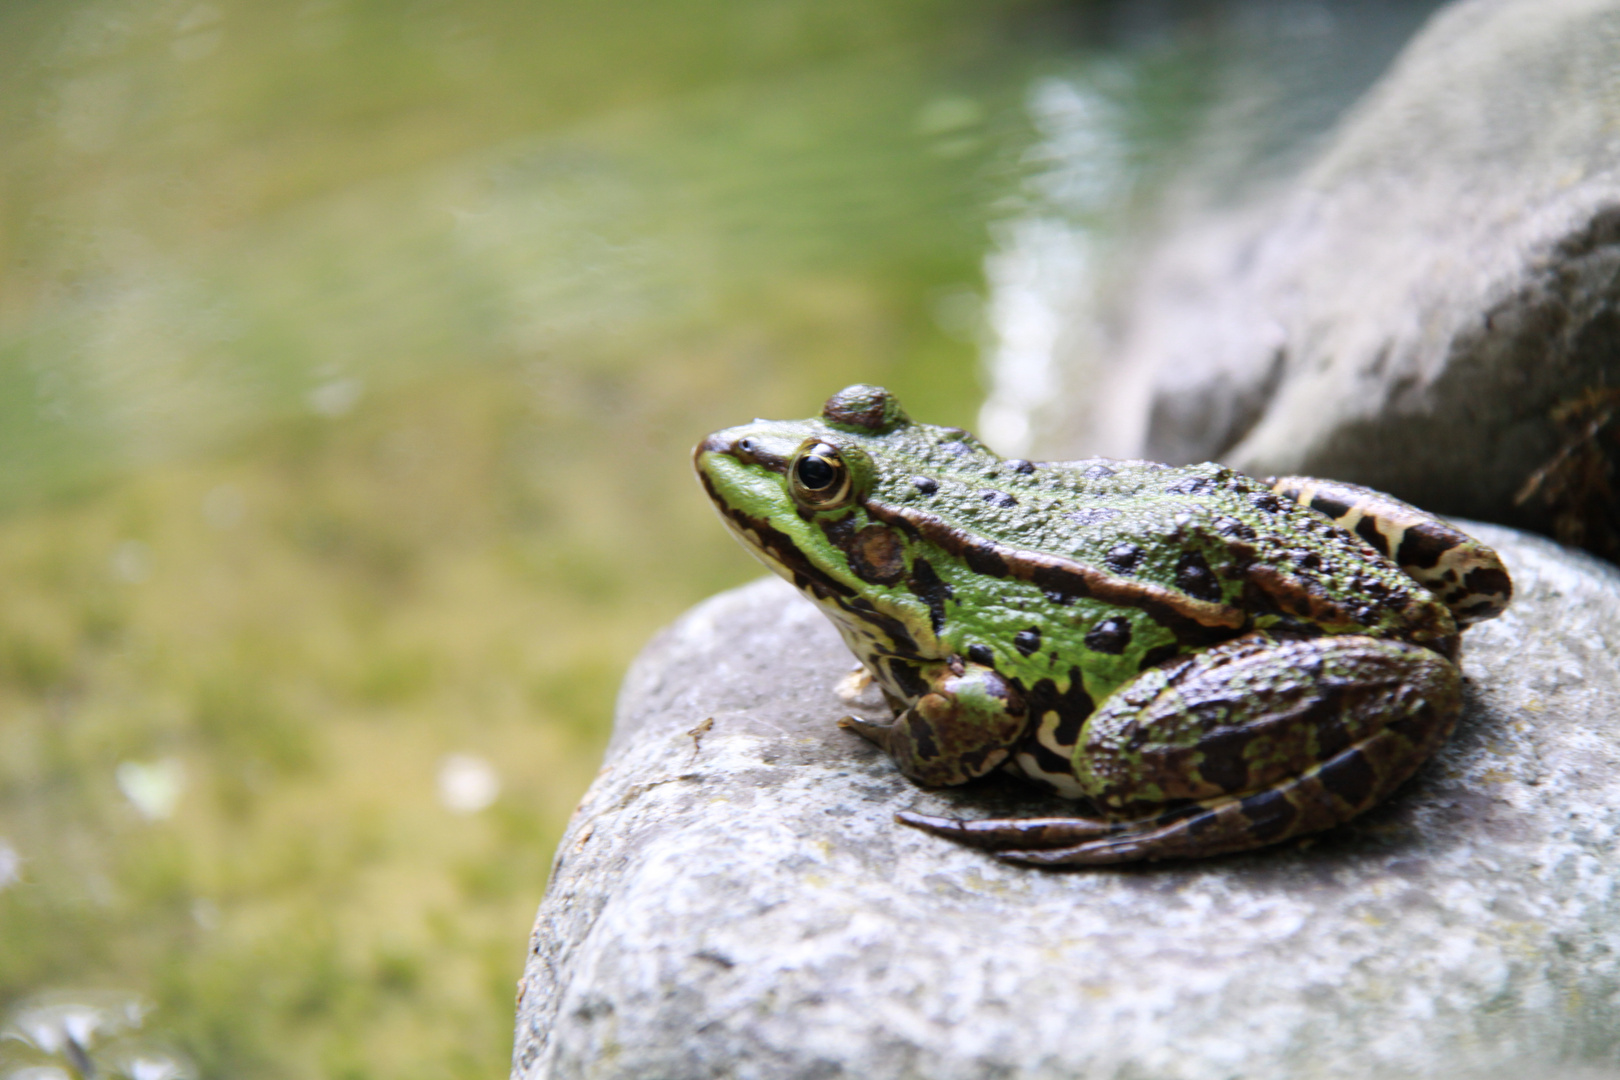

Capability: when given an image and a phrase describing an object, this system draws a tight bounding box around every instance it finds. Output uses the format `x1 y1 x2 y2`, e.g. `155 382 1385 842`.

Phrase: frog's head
694 385 909 595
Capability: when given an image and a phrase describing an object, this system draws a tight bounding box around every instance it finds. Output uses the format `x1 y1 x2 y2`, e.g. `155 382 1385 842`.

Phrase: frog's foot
967 732 1404 866
1268 475 1512 625
838 714 893 747
895 808 1125 851
842 661 1030 787
922 632 1464 866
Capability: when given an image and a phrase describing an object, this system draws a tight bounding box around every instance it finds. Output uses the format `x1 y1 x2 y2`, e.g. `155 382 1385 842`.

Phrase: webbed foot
837 714 893 747
896 809 1122 851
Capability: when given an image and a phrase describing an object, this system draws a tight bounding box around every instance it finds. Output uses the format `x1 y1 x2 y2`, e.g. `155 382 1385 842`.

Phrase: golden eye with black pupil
790 442 852 509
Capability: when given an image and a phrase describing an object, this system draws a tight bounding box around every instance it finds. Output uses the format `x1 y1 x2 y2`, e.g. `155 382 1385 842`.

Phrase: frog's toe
989 809 1219 866
991 758 1356 866
994 835 1167 867
837 714 893 747
896 809 1120 851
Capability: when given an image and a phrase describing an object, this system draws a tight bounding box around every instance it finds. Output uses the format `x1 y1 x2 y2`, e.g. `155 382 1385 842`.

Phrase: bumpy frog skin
694 385 1512 865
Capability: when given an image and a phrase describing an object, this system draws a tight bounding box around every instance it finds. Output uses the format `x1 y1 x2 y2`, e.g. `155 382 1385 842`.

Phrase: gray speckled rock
514 525 1620 1080
1052 0 1620 535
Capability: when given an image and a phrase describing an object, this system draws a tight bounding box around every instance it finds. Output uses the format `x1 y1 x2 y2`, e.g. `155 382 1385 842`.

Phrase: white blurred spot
6 994 145 1059
0 839 19 890
977 399 1032 457
437 753 500 814
201 484 245 530
116 760 185 821
833 665 874 704
8 1066 73 1080
978 76 1128 458
191 898 219 930
309 377 363 418
980 217 1089 457
111 541 151 584
121 1055 193 1080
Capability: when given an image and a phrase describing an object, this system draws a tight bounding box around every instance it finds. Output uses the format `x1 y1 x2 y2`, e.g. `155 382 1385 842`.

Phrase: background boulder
1048 0 1620 550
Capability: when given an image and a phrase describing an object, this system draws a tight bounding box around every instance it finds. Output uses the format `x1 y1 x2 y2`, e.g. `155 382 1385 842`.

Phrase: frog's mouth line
695 466 925 658
696 467 855 600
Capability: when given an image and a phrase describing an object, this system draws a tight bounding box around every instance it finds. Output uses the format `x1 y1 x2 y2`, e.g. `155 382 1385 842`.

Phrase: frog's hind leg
1268 475 1512 625
900 632 1462 866
895 808 1133 852
988 739 1404 866
904 720 1443 867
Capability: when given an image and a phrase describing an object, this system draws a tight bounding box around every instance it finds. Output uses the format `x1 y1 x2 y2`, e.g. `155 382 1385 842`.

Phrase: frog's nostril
701 432 787 473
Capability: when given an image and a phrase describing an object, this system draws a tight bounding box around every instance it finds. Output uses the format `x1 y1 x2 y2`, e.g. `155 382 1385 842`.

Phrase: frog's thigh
1269 474 1512 625
1006 633 1461 865
863 662 1029 788
1078 633 1459 810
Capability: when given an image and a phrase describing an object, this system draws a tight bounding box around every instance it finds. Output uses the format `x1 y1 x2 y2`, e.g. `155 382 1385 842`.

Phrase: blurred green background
0 1 1105 1076
0 0 1442 1076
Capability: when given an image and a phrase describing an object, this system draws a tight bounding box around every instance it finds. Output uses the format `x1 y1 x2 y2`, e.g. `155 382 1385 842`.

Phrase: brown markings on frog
852 525 905 585
1014 627 1042 657
819 515 906 586
885 657 930 699
1173 550 1224 603
1138 643 1181 670
1241 554 1455 654
863 500 1248 647
1079 634 1459 838
906 556 954 636
1084 617 1132 655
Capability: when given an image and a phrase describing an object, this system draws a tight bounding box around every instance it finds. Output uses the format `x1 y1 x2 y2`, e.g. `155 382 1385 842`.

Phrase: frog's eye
790 441 853 509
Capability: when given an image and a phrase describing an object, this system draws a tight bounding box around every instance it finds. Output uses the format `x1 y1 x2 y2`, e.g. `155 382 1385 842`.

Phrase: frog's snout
694 432 733 461
694 426 791 473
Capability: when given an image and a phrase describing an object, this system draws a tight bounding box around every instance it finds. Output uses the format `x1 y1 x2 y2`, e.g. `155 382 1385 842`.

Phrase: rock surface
1049 0 1620 537
514 525 1620 1080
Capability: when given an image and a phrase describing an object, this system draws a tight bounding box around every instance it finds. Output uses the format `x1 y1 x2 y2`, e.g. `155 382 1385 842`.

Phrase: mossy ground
0 350 981 1077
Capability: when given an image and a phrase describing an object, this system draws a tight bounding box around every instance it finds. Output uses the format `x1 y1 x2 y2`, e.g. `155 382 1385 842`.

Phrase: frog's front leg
840 657 1030 787
900 632 1461 865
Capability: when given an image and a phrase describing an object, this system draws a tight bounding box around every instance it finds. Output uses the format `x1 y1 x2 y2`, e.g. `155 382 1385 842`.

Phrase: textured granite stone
514 525 1620 1080
1048 0 1620 536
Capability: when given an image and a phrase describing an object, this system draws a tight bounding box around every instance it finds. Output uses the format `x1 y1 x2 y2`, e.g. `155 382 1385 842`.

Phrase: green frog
693 385 1512 865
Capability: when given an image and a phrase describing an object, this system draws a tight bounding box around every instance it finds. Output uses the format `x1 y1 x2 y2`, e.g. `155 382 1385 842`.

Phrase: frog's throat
862 501 1248 636
698 470 928 656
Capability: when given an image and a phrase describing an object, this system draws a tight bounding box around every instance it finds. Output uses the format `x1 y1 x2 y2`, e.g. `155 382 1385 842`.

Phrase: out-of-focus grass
0 348 966 1078
0 1 1072 1072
